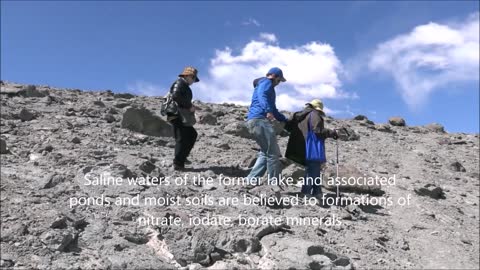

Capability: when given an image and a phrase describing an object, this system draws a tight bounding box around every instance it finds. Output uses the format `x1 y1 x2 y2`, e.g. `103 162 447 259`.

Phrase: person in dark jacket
168 66 199 171
245 67 288 189
285 99 338 198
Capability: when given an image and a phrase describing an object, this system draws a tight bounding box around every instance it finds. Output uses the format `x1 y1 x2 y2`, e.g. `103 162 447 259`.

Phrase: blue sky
1 1 479 133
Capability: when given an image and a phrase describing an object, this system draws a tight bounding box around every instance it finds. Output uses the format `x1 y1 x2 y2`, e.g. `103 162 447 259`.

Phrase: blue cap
266 67 287 82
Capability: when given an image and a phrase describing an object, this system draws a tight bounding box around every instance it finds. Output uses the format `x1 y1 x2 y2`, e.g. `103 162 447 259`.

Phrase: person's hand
266 112 275 120
332 129 339 140
189 106 196 112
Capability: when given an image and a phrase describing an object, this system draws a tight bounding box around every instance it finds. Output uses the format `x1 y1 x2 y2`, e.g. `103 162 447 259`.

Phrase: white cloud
126 81 164 97
369 12 479 108
259 33 277 43
242 18 261 27
194 33 356 113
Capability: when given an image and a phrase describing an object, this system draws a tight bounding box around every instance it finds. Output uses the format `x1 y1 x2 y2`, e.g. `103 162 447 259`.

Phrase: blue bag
305 113 326 162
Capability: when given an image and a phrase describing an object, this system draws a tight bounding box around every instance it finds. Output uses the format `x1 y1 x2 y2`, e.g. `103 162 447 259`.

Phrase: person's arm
258 80 287 122
170 79 192 108
257 79 274 114
272 108 287 122
312 114 337 139
284 113 297 132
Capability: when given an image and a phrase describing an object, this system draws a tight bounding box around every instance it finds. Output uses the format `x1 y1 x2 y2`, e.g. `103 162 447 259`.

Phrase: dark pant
171 119 198 167
301 161 323 195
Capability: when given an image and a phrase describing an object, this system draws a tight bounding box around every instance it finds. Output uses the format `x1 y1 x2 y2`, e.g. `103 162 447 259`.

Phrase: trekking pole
335 138 340 198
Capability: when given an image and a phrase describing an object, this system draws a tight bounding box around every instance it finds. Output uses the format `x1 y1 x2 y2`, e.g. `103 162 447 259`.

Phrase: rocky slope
0 81 479 269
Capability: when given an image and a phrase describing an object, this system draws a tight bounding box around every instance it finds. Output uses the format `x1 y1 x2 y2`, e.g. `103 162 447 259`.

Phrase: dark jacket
170 78 193 109
284 106 336 166
246 77 287 122
168 78 195 125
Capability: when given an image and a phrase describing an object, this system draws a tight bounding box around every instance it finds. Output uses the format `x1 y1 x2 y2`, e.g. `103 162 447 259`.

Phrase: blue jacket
247 77 287 122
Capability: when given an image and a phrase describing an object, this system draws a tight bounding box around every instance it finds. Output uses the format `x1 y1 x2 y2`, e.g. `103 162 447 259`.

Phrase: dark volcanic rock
224 121 251 139
19 108 35 121
425 123 445 133
414 184 446 199
450 161 466 172
22 85 49 97
198 113 218 125
0 138 8 154
121 107 173 137
353 115 368 121
114 93 135 99
389 117 406 127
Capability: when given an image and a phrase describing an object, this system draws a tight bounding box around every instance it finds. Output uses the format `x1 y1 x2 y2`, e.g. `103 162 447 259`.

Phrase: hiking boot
314 193 329 208
184 158 192 165
173 164 186 171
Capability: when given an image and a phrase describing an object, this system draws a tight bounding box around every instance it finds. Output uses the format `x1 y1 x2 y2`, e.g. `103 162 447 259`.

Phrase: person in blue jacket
245 67 288 189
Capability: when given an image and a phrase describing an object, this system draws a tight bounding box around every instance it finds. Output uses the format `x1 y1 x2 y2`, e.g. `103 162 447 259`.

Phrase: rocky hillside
1 81 479 269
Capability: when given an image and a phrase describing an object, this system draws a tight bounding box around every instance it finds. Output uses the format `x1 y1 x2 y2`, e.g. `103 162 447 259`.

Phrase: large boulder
424 123 445 133
19 109 35 121
414 184 445 199
114 93 135 99
121 107 173 137
353 115 367 121
197 113 217 125
0 84 48 97
388 117 406 127
224 122 251 139
337 127 360 141
21 85 49 97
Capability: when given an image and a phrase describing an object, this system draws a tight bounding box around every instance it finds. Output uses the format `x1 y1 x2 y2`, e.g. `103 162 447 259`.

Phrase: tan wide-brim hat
307 99 324 112
179 66 200 82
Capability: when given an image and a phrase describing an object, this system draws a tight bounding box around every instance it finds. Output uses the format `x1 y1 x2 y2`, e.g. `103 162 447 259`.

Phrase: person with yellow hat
284 99 338 200
167 66 200 171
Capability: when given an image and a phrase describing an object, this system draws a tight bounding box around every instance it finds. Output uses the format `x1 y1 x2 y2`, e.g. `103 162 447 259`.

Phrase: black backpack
160 91 178 116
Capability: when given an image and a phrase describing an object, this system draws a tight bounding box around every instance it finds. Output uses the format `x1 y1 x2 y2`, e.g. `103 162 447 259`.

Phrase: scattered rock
224 122 251 139
40 228 77 252
425 123 445 133
197 113 217 125
42 174 66 189
104 114 116 123
19 109 35 121
71 137 81 144
139 160 156 174
389 117 406 126
51 216 68 229
215 142 231 150
450 161 466 172
114 93 135 99
0 223 28 242
107 108 119 114
232 238 262 253
353 115 368 121
0 81 478 270
121 107 173 137
43 145 54 152
414 184 445 199
376 124 394 133
93 100 106 107
114 102 131 108
338 127 360 141
0 138 8 154
21 85 48 97
323 164 384 195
